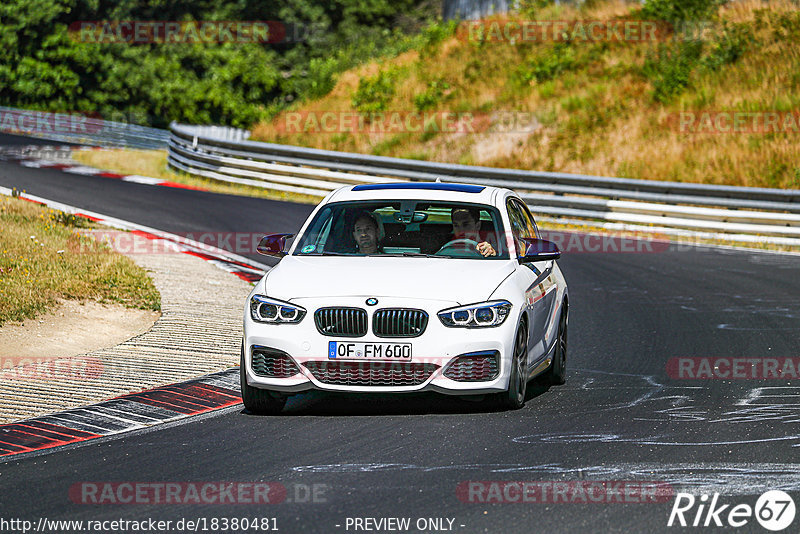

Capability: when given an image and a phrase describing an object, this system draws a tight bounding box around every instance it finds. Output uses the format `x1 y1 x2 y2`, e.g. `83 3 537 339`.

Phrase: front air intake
303 361 438 386
251 347 301 378
443 351 500 381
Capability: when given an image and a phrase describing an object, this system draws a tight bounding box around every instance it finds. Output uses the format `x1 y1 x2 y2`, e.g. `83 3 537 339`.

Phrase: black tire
544 305 568 386
240 344 287 415
496 321 528 410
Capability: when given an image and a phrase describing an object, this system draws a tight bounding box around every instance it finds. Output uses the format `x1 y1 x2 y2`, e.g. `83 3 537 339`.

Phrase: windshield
293 200 509 259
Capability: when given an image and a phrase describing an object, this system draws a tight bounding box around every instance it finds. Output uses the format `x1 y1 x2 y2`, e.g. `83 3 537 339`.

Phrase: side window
297 206 333 253
517 201 540 239
316 215 334 250
506 200 530 255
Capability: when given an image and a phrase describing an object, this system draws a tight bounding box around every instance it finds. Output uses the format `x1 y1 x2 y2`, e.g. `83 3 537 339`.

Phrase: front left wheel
240 344 287 415
544 305 568 385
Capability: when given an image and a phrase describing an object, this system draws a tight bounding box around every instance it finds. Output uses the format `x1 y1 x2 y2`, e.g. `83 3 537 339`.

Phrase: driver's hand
477 242 496 257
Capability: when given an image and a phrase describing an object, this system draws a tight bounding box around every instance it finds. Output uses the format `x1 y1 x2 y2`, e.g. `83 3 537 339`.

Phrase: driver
352 211 382 254
451 208 496 257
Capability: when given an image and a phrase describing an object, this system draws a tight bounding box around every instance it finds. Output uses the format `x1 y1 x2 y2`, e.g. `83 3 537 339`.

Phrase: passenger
351 211 382 254
451 208 496 257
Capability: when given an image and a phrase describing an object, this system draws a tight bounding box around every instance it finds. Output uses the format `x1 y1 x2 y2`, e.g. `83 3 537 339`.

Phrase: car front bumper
243 296 519 395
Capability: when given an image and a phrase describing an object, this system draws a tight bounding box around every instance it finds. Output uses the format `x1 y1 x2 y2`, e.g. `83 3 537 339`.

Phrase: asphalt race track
0 133 314 265
1 133 799 533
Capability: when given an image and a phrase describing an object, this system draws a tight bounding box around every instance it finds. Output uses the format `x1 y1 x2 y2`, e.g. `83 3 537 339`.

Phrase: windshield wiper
403 252 444 258
303 251 454 258
299 251 349 256
369 252 451 258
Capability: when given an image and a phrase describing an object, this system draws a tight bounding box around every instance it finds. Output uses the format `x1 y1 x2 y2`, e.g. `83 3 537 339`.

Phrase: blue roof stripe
352 183 485 193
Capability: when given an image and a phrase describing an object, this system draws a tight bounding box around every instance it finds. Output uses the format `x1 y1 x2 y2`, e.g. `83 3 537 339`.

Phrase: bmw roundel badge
366 298 378 306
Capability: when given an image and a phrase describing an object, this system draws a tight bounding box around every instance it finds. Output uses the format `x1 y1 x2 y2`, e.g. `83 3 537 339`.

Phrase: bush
701 22 752 71
352 68 400 113
413 79 450 111
643 39 704 102
0 0 438 128
768 9 800 41
641 0 725 23
517 0 555 19
419 19 458 58
515 43 577 85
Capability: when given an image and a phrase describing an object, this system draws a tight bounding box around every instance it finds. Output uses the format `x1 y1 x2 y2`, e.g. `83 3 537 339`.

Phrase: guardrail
0 106 169 150
167 122 800 245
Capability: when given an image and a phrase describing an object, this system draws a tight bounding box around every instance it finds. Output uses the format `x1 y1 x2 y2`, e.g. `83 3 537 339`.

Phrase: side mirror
257 233 294 258
518 238 561 263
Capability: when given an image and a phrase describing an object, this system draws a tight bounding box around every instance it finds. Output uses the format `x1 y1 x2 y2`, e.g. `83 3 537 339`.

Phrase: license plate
328 341 412 361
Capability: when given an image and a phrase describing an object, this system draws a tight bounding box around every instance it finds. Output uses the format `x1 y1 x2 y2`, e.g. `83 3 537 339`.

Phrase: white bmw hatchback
242 182 568 413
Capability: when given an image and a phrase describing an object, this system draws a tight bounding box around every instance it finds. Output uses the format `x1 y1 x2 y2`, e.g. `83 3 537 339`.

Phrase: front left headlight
250 295 306 324
438 300 512 328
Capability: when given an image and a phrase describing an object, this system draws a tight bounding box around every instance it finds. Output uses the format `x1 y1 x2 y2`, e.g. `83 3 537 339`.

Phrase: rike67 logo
668 491 796 531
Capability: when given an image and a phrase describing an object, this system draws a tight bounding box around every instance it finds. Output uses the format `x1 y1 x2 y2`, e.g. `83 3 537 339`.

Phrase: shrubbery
413 79 450 111
513 43 578 86
0 0 438 128
639 0 757 102
640 0 725 22
352 68 402 113
643 40 704 103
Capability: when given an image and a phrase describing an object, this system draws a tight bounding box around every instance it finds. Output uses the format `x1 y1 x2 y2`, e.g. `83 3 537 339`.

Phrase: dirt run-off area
0 300 159 363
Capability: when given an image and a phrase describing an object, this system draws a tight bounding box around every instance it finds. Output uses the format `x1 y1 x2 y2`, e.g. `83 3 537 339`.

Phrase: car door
517 200 560 357
506 198 550 367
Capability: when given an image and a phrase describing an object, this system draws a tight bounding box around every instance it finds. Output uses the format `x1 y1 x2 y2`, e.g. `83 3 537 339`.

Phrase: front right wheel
240 344 287 415
496 321 528 410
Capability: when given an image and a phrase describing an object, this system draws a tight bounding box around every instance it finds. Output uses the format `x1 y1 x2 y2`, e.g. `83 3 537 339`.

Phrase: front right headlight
438 300 512 328
250 295 306 324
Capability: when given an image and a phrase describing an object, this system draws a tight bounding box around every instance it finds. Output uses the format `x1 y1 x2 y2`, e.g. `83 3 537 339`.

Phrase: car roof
327 182 513 206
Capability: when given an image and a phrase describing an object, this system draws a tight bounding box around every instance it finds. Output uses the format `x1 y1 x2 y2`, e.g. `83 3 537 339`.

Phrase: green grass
0 196 160 326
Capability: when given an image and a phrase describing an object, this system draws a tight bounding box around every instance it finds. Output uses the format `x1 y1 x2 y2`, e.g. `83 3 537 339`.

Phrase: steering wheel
435 238 481 256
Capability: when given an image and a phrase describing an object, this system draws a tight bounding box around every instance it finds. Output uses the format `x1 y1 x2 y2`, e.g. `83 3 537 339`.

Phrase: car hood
263 256 515 305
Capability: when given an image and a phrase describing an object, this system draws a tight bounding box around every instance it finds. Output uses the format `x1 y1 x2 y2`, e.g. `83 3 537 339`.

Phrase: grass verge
0 195 161 326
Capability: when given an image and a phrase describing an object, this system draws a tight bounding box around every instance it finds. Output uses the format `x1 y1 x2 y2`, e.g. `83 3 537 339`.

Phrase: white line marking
63 166 102 175
122 175 166 185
